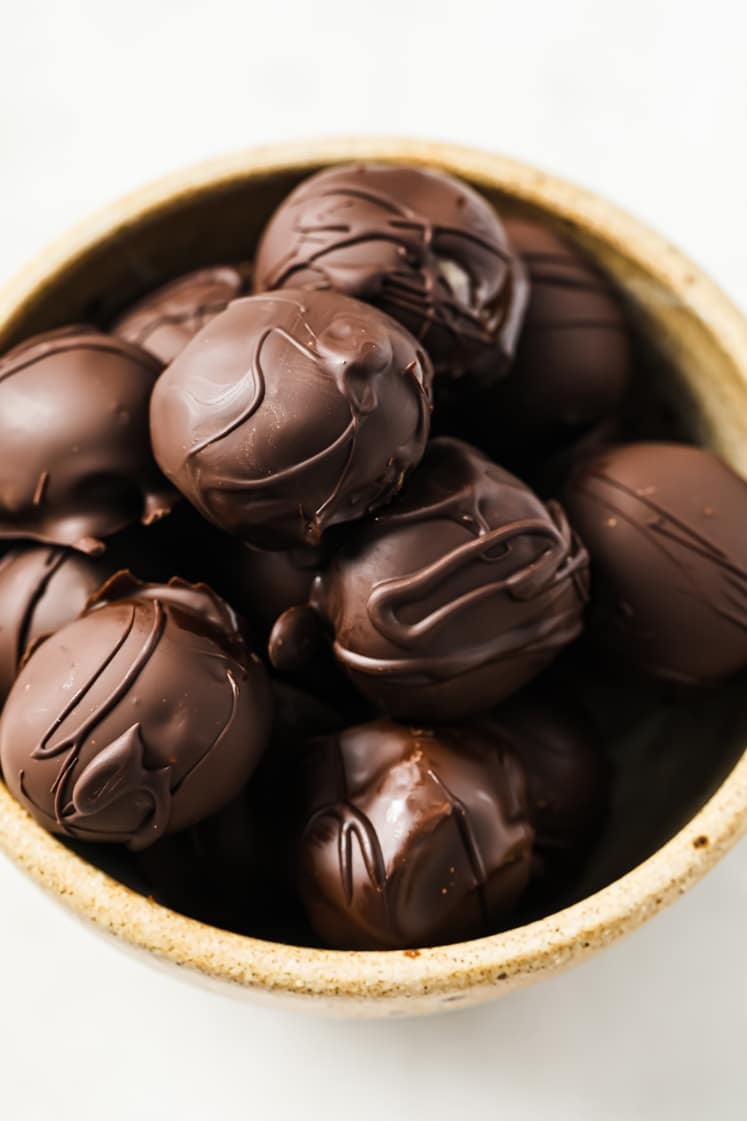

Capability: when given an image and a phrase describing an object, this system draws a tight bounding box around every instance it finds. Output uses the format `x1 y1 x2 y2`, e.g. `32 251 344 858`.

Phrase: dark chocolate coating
136 784 268 929
0 326 175 554
277 438 589 721
253 163 527 383
138 682 341 938
564 442 747 685
499 218 631 441
489 687 608 858
0 575 271 849
442 218 631 464
212 541 320 637
113 264 251 365
0 545 117 703
150 290 433 548
296 720 534 949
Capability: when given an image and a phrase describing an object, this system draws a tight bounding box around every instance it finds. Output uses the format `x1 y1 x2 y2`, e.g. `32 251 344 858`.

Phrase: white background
1 2 746 1118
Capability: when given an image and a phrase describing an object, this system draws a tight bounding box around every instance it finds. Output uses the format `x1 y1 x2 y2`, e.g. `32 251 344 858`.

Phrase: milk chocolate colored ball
296 720 534 950
0 327 175 553
0 575 271 849
113 264 251 364
564 442 747 685
150 290 433 548
276 438 589 721
0 545 116 703
253 163 528 382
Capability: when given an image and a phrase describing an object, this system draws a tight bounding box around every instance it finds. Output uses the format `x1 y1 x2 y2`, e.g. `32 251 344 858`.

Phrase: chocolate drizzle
564 442 747 685
444 216 631 465
577 468 747 631
0 326 175 553
150 290 433 548
296 721 534 949
307 438 589 720
253 163 528 381
0 578 271 848
113 264 251 364
0 545 119 703
4 548 66 675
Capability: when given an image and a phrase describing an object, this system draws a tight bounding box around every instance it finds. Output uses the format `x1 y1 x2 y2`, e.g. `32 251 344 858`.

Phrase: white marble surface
1 2 746 1118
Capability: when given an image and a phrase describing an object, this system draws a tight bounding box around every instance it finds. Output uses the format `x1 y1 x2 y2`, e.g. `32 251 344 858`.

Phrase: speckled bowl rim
1 138 746 1013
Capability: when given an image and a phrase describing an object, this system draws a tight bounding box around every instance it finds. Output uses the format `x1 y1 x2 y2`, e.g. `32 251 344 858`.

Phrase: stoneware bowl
1 138 746 1018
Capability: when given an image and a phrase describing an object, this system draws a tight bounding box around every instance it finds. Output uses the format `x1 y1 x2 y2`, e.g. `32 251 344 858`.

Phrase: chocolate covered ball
489 687 608 859
150 290 433 549
138 681 341 937
253 163 528 383
0 545 117 703
296 720 534 949
564 442 747 685
274 438 589 721
499 218 631 441
212 541 320 637
0 574 271 849
0 326 175 554
443 218 631 464
113 264 251 364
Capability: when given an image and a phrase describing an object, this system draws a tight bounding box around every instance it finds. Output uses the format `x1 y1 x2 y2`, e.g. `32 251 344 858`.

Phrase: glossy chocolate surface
296 720 534 949
0 326 175 553
150 290 433 548
278 438 589 721
564 442 747 685
0 575 271 849
253 163 528 382
113 264 251 364
0 545 115 703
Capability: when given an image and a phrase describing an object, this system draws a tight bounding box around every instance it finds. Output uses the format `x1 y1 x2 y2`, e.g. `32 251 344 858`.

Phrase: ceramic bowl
1 138 746 1017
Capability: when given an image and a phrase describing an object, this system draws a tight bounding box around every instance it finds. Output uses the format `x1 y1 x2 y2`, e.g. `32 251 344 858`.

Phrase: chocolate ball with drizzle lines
271 438 589 722
113 263 252 365
150 290 433 549
564 442 747 685
295 720 534 950
253 162 528 384
0 326 176 554
0 574 271 849
0 544 118 704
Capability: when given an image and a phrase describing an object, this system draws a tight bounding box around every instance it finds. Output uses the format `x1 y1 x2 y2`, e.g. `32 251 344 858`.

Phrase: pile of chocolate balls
0 163 745 950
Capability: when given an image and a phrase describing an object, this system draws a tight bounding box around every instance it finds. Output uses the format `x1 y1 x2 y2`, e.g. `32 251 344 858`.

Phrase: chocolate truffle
489 687 608 858
113 264 251 364
138 682 341 937
0 545 116 703
150 290 433 548
564 442 747 685
253 163 528 383
0 326 175 553
273 438 589 721
443 217 631 463
212 541 320 637
136 784 267 929
296 720 534 950
0 574 271 849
